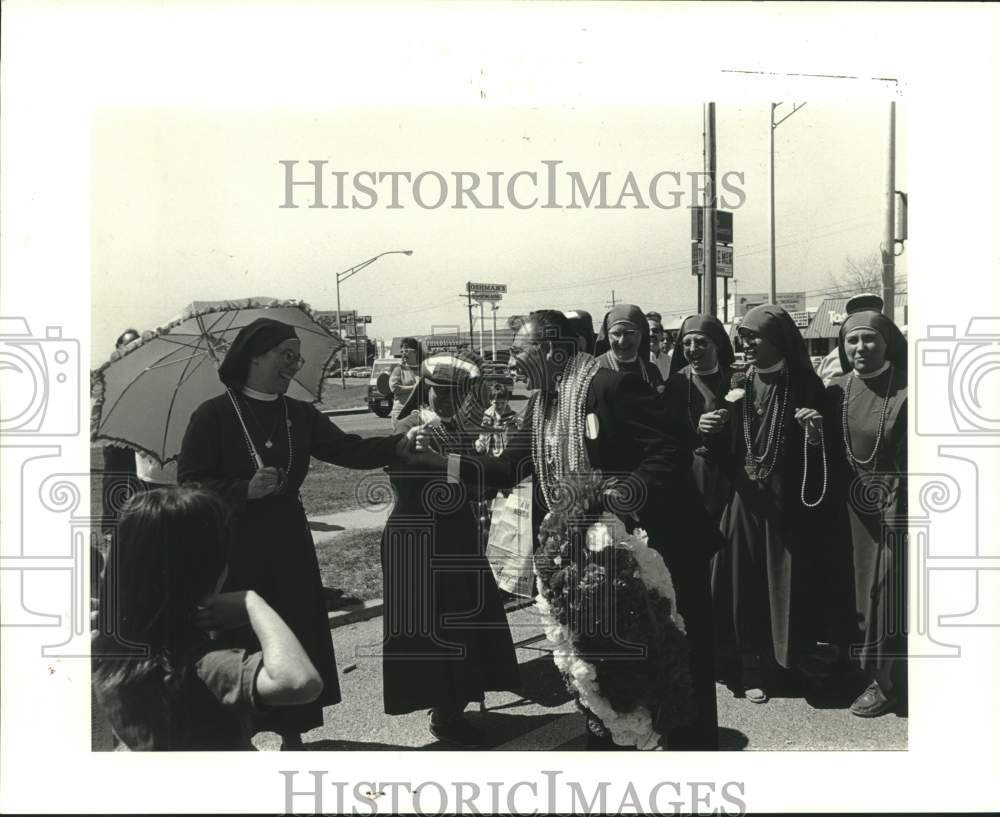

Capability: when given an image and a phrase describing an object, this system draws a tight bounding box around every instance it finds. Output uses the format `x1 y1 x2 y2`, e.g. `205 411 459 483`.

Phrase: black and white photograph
2 2 998 814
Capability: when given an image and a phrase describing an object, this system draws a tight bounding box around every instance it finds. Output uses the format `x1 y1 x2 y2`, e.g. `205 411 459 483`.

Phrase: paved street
252 603 907 752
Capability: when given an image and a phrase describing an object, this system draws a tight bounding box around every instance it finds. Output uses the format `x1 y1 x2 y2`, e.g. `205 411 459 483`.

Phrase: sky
91 102 904 364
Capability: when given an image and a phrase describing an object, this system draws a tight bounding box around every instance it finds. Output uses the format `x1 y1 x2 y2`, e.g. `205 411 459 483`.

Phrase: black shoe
429 718 486 748
850 681 896 718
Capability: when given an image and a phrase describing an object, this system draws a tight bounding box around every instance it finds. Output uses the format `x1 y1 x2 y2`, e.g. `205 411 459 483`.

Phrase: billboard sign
734 291 806 316
467 282 507 295
691 243 734 278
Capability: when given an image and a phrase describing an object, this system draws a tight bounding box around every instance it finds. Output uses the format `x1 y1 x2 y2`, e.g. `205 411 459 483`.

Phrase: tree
831 251 882 295
826 250 907 298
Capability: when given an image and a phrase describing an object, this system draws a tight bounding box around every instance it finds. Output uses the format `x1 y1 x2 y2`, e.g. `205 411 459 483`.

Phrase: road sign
691 210 734 244
791 311 812 328
691 243 734 278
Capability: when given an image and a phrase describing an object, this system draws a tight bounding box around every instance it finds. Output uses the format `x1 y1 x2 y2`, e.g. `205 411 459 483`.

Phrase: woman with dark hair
388 336 422 423
178 318 410 749
381 352 520 747
92 487 322 750
823 304 908 717
712 304 834 703
663 314 736 523
595 304 665 391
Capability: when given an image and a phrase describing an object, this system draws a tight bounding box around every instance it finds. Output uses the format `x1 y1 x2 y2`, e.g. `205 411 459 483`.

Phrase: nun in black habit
381 353 520 747
824 298 908 717
712 304 837 703
179 318 409 748
663 314 736 522
595 304 666 391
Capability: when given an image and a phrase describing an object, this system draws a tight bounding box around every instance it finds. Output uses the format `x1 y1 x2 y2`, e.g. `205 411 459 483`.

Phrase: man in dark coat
413 310 721 750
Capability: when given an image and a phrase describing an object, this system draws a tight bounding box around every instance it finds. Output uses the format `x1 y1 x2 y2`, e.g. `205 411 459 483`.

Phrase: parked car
347 366 372 378
367 358 400 417
480 360 515 390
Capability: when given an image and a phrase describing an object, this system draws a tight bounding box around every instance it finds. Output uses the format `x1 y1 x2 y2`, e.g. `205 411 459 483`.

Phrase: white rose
725 388 746 403
586 522 614 552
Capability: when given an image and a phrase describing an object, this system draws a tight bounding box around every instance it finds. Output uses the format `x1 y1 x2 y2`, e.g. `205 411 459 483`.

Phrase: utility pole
466 282 475 352
605 289 618 310
882 101 896 322
701 102 718 318
490 303 498 360
478 300 485 356
769 102 807 304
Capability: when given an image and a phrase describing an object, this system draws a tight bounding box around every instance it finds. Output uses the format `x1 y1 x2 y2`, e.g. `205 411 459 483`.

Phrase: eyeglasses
274 349 306 368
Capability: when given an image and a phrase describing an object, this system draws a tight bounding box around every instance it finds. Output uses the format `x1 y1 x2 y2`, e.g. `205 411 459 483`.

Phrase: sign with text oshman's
468 282 507 302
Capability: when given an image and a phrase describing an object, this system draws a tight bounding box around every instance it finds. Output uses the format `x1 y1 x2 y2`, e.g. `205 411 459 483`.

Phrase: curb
321 407 370 417
328 599 384 629
327 595 536 630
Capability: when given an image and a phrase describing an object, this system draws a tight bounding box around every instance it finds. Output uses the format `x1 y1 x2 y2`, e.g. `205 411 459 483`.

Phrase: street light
335 250 413 389
769 102 806 304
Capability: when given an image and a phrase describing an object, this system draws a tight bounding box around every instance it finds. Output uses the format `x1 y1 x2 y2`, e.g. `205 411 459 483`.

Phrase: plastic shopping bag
485 478 534 598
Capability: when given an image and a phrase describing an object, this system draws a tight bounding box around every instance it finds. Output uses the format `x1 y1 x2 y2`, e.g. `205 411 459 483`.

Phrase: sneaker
429 717 487 748
849 681 896 718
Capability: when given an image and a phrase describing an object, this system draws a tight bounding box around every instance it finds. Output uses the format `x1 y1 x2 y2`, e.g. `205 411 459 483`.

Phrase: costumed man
712 304 838 704
382 353 520 747
663 314 736 523
411 310 721 750
823 294 908 717
178 318 414 750
595 304 666 392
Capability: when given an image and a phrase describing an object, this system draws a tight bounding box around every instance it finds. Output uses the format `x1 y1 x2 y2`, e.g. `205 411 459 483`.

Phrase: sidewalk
308 504 392 547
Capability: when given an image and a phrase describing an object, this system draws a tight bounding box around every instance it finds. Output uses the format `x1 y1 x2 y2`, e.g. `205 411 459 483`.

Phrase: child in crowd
92 486 322 750
475 383 519 457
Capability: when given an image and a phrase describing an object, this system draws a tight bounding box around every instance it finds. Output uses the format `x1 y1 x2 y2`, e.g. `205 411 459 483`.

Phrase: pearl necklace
226 389 293 492
741 366 789 481
532 353 601 509
800 426 828 508
842 365 894 467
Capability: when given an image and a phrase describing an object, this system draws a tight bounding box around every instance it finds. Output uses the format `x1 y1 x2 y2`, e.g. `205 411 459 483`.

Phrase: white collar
690 363 720 376
755 359 786 374
854 361 891 380
241 385 279 402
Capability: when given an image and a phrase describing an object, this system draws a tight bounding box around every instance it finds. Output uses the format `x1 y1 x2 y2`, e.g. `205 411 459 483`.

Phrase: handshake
394 423 450 468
